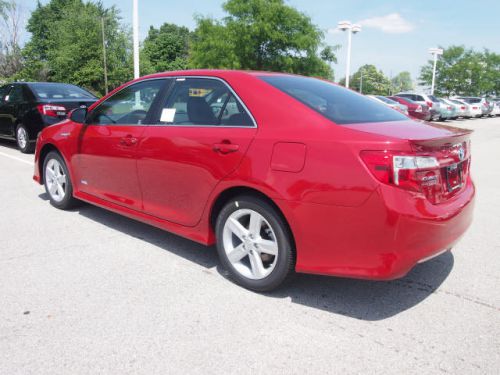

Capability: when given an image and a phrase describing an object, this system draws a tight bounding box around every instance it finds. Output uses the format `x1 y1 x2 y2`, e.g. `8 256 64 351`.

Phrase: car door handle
120 135 138 146
213 142 239 154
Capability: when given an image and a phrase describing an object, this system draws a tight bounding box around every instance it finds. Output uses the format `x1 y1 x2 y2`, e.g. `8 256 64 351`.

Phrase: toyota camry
33 70 475 291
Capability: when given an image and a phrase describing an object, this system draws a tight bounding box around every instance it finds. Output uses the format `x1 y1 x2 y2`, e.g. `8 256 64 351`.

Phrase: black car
0 82 98 153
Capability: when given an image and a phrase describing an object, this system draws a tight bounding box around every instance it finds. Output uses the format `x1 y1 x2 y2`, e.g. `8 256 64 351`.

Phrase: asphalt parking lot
0 117 499 375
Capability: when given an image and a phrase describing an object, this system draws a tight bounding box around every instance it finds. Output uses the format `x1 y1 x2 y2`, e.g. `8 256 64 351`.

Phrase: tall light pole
429 48 443 95
132 0 140 79
338 21 361 89
101 17 108 95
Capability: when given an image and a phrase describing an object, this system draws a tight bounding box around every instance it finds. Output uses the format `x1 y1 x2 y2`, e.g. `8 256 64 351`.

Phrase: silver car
457 97 492 117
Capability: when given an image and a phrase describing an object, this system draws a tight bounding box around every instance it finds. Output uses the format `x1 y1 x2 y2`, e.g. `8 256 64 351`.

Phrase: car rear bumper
280 178 475 280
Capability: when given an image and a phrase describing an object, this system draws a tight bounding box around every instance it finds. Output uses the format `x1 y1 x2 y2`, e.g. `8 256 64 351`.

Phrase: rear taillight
360 151 440 194
448 106 452 110
426 101 433 108
415 105 422 113
472 106 478 110
461 106 465 110
37 104 67 117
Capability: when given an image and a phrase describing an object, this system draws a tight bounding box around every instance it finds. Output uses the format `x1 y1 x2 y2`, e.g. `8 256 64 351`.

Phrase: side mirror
69 107 88 123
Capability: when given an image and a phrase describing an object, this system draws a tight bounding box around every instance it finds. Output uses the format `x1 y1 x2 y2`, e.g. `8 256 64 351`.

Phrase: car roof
141 69 303 81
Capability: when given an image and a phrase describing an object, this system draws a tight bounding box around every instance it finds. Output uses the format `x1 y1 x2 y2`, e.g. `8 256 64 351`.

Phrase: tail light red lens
360 151 440 194
461 106 465 110
448 106 452 110
426 101 433 108
37 104 67 117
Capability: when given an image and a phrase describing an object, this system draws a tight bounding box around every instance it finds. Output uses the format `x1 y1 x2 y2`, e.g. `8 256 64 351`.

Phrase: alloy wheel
45 159 67 202
222 208 279 280
17 127 28 150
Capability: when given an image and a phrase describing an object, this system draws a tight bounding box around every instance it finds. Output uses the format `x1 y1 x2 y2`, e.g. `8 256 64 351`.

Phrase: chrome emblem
458 145 465 161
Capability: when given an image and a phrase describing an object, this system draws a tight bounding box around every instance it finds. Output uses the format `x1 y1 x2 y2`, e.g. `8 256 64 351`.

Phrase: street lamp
428 47 443 95
338 20 361 88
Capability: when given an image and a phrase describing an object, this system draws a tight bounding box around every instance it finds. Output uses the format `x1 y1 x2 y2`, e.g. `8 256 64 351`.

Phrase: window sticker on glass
161 108 176 123
189 88 212 97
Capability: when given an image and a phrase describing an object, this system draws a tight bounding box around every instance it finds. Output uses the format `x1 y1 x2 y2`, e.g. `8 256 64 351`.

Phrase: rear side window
0 85 9 101
30 83 96 100
260 75 407 125
159 78 254 126
6 85 25 103
415 95 425 101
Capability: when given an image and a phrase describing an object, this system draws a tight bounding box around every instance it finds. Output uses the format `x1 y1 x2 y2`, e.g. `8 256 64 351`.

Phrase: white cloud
358 13 415 34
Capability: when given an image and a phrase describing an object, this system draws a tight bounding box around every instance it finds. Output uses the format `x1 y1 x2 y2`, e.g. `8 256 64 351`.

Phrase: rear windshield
259 75 407 125
461 98 481 104
393 96 415 104
375 96 397 105
29 83 96 100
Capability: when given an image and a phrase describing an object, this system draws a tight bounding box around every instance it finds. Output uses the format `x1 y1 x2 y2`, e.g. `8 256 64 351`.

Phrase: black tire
16 124 35 154
215 195 295 292
42 151 80 210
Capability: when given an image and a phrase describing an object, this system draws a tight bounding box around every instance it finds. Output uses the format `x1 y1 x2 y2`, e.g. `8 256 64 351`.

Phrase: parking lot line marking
0 151 34 166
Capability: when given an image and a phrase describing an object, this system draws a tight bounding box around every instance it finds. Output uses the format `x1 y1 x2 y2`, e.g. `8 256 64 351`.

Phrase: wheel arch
209 186 296 251
38 143 62 184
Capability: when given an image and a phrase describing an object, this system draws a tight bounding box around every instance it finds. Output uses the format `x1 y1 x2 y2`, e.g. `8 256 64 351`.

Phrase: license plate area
445 163 463 192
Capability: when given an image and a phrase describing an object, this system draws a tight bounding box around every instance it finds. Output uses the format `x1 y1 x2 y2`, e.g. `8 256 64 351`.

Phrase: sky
22 0 500 83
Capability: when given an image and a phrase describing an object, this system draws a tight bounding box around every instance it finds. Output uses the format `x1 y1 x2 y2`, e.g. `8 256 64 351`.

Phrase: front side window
158 78 253 126
260 75 408 125
89 80 164 125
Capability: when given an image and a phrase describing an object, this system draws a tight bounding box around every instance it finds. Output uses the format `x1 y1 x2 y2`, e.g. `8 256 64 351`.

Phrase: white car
451 98 482 118
367 95 408 115
492 101 500 116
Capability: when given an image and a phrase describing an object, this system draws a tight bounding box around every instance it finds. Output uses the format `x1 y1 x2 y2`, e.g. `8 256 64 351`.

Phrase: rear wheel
43 151 79 210
215 196 295 292
16 124 34 154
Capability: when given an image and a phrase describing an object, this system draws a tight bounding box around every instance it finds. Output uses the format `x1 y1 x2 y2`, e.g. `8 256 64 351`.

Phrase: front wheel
215 196 295 292
43 151 80 210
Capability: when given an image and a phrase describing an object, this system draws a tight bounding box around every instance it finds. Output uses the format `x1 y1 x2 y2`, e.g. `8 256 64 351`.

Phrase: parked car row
375 92 500 122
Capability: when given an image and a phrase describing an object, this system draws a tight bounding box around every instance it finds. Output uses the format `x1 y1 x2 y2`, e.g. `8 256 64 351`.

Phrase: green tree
141 23 191 74
419 45 500 96
0 0 23 79
391 71 413 93
340 64 391 95
190 0 335 79
19 0 132 95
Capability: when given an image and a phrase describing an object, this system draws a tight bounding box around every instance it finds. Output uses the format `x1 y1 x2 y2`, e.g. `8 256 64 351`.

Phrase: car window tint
89 80 164 125
30 83 96 99
415 95 424 101
159 78 253 126
260 75 407 125
7 85 25 103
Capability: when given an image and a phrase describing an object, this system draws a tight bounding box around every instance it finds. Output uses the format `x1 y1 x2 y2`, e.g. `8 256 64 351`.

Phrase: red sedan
33 70 475 291
389 96 432 121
